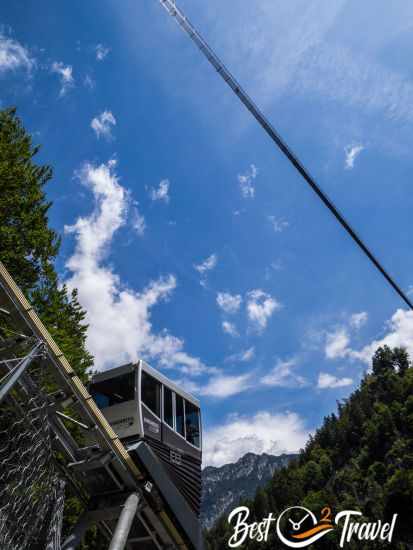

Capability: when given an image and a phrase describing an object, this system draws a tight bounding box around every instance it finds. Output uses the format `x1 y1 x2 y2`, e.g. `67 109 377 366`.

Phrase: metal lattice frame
0 350 65 550
0 260 199 550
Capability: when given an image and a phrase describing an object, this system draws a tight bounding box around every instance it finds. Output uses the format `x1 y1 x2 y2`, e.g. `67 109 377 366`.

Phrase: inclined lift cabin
0 260 204 550
89 361 202 517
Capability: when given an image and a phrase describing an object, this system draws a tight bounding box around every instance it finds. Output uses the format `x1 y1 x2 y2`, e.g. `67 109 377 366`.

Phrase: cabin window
90 372 135 408
164 386 174 428
185 400 200 447
141 371 161 417
175 394 185 437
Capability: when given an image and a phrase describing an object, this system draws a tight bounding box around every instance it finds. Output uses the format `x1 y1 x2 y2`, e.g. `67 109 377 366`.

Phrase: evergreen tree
0 107 92 380
206 347 413 549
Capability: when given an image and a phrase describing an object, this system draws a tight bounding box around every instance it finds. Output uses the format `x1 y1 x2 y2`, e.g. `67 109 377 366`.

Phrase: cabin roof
90 360 201 407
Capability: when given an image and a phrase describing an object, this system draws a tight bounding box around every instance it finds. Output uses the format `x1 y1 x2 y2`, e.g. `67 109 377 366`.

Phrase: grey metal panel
142 405 162 442
128 440 204 550
89 363 135 384
162 422 201 461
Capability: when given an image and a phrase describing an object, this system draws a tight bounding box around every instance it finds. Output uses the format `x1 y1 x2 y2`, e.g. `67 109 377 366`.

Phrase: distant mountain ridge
201 452 295 529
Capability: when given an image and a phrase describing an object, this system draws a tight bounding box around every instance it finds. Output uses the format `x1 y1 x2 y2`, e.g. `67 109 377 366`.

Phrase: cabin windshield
185 400 200 447
164 386 174 428
141 371 161 417
90 372 135 408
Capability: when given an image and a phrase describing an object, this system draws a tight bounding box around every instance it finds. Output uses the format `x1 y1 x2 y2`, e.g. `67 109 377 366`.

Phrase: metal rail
158 0 413 311
109 493 140 550
0 340 43 403
0 261 191 550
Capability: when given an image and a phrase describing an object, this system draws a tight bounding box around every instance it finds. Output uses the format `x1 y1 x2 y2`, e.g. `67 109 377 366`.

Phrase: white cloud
96 44 110 61
324 309 413 366
194 254 218 286
216 292 242 314
51 61 74 96
238 164 257 199
325 328 350 359
317 372 353 389
350 311 368 329
64 159 207 375
194 253 218 275
173 371 251 400
352 309 413 364
222 321 239 338
268 216 289 233
0 34 34 73
201 373 252 399
344 144 364 169
91 110 116 140
203 1 413 127
131 205 146 236
149 179 170 203
203 411 310 467
246 289 281 331
84 74 95 90
261 358 307 387
225 347 255 363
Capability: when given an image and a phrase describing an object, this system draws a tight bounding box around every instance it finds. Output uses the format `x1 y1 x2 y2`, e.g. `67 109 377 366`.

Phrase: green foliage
206 346 413 549
0 107 59 292
0 107 94 542
0 107 92 381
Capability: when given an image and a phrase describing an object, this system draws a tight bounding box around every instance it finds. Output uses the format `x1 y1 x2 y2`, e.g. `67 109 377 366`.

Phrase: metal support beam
0 340 43 403
108 493 140 550
61 511 91 550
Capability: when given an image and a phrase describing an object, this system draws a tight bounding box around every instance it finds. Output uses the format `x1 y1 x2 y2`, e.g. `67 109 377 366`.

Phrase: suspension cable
158 0 413 311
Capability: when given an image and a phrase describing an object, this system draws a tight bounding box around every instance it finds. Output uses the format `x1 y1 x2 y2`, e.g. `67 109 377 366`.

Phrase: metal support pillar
108 493 140 550
0 340 43 403
61 511 91 550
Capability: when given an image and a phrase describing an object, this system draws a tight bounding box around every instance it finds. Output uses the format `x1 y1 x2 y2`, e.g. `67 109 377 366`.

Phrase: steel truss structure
0 261 203 550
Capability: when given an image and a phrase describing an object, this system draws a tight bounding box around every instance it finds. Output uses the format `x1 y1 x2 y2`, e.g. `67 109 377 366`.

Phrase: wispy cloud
325 328 350 359
268 216 289 233
225 347 255 363
194 253 218 287
131 205 146 236
149 179 170 203
0 33 34 73
350 311 368 329
352 309 413 364
84 74 95 90
317 372 353 389
203 411 309 467
238 164 257 199
216 291 242 314
344 144 364 169
64 159 207 376
201 373 252 399
246 289 281 331
51 61 74 96
261 358 307 387
222 321 239 338
91 110 116 140
324 309 413 366
95 43 110 61
194 253 218 275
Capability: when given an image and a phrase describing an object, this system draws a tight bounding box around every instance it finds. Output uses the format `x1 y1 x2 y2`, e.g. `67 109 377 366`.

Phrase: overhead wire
158 0 413 311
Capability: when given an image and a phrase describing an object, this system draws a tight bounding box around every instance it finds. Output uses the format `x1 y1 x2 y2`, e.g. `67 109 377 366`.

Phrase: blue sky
2 0 413 467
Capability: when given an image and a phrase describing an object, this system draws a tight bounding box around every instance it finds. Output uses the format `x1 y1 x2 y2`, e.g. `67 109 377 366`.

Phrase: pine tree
206 347 413 549
0 107 92 379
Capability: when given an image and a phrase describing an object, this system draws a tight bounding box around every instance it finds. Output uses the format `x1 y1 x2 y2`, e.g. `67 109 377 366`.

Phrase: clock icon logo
276 506 334 548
